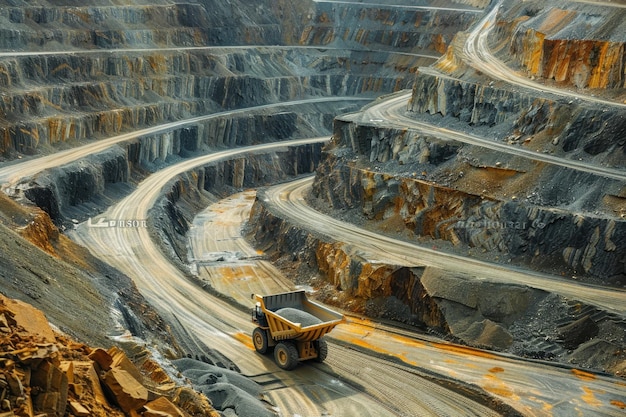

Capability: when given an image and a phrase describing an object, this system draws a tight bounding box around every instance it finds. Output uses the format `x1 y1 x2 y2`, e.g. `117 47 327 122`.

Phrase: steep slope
295 0 626 371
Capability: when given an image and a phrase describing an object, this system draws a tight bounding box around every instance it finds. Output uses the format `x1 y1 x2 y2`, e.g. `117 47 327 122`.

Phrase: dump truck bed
255 290 344 342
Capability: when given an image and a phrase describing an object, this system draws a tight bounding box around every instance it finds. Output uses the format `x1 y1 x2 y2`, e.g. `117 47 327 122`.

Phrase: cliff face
14 106 343 228
311 0 626 285
300 2 481 54
409 71 626 167
0 0 442 160
246 192 626 368
492 2 626 91
313 131 626 283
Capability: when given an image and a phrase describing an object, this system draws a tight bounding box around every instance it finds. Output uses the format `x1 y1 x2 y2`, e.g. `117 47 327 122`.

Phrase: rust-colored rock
102 367 149 413
4 298 56 344
143 396 186 417
68 400 90 417
88 348 113 371
30 360 68 416
108 346 142 382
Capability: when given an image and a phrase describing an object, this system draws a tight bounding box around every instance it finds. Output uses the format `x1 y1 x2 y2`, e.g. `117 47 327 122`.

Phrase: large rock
5 298 56 343
30 361 69 416
102 367 149 413
421 269 535 324
143 396 186 417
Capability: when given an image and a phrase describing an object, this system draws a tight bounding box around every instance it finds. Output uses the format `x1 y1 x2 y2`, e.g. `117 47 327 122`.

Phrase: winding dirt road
260 176 626 415
68 138 505 417
0 1 624 416
462 0 626 108
186 179 626 416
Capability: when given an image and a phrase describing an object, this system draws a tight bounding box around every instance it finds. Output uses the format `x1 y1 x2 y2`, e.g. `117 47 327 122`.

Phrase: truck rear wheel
252 327 269 354
274 341 299 370
313 338 328 362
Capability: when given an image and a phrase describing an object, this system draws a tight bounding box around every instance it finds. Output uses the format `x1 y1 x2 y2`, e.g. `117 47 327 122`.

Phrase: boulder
71 361 110 408
88 348 113 371
108 346 143 382
5 298 56 343
143 396 185 417
31 360 69 415
102 367 148 413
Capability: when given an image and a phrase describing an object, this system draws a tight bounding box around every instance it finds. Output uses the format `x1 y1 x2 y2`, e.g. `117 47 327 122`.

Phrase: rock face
313 131 626 283
240 0 625 374
493 2 626 90
246 194 626 373
0 0 450 161
310 0 626 285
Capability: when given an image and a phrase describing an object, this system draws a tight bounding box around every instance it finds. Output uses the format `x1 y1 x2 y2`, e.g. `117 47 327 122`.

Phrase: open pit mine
0 0 624 416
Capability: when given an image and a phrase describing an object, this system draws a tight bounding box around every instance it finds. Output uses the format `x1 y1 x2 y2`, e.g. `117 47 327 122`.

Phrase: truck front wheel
252 327 269 354
274 341 299 370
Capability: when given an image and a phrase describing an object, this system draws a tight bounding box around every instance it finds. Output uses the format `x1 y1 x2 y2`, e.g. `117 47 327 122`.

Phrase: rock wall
14 104 342 227
0 0 449 160
408 70 626 167
310 118 626 284
300 2 482 54
151 143 324 269
0 48 410 157
491 1 626 90
246 190 626 366
246 194 447 330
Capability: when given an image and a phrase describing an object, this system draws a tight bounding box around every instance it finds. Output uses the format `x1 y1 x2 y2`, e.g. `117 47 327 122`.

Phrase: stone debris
274 308 323 327
0 295 217 417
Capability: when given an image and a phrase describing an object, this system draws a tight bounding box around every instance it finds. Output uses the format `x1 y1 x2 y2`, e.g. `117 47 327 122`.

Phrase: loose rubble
0 295 219 417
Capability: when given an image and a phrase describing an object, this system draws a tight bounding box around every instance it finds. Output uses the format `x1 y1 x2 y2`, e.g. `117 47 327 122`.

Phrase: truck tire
274 341 299 370
252 327 269 354
313 338 328 362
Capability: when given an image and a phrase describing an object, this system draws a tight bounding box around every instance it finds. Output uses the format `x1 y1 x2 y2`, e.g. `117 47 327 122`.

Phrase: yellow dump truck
251 290 345 370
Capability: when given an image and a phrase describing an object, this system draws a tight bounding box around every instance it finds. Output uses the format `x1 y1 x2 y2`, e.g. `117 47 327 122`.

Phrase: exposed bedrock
310 120 626 285
300 2 482 53
14 105 338 226
0 48 425 158
4 0 470 52
0 0 482 159
491 0 626 91
245 194 626 371
408 71 626 168
151 142 324 268
0 2 287 50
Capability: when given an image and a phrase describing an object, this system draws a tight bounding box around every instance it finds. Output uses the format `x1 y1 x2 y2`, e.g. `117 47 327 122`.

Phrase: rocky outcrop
246 193 626 369
312 119 626 284
0 294 218 417
492 1 626 90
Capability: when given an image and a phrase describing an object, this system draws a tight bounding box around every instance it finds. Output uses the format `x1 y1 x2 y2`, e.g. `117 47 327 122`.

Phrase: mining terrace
0 0 625 416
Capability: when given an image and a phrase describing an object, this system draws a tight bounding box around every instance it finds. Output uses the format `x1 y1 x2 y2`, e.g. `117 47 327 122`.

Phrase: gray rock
275 307 323 327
